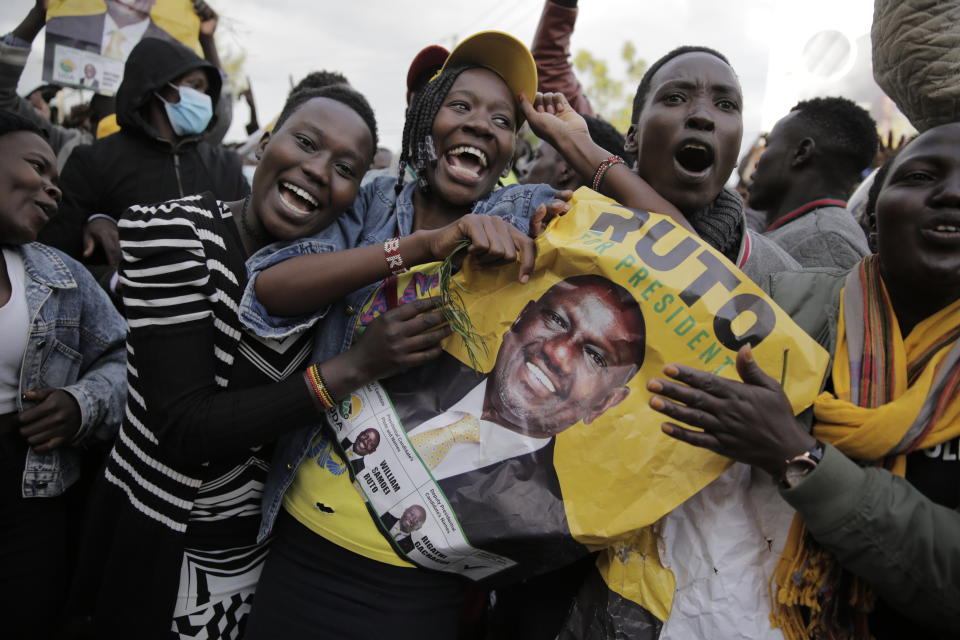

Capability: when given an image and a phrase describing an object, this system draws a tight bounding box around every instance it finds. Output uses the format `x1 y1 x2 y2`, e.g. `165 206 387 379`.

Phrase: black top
72 194 320 635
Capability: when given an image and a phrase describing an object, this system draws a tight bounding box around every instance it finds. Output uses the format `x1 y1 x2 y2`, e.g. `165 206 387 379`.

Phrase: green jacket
767 269 960 634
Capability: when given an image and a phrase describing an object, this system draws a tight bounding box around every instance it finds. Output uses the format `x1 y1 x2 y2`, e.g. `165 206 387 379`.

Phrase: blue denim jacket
14 243 126 497
239 176 556 541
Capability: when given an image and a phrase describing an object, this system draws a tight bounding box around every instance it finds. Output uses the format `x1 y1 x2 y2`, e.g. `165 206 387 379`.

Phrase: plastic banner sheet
43 0 200 95
329 187 829 580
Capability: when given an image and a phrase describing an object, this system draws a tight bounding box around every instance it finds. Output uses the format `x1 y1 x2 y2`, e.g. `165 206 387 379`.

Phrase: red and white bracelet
384 237 407 275
591 155 626 191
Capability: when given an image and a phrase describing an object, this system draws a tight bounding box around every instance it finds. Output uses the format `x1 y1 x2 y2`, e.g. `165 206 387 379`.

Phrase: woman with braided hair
237 31 678 640
71 85 455 639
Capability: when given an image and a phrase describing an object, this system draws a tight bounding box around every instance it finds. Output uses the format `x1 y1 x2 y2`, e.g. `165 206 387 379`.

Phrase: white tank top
0 248 30 413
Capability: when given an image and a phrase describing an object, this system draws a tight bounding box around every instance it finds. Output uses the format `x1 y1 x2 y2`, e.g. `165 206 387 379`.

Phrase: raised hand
520 92 589 150
192 0 218 37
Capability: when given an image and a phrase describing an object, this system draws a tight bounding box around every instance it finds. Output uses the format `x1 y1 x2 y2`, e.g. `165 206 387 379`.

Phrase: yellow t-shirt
283 432 413 568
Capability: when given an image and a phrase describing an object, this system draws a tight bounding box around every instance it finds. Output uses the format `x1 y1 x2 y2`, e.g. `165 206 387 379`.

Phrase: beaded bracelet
591 155 626 191
305 364 335 410
384 237 407 275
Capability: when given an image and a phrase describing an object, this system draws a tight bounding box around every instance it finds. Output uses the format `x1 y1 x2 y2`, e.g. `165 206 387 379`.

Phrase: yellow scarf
771 255 960 639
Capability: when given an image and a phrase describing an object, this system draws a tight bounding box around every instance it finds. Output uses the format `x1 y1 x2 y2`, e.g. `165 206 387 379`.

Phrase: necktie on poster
409 414 482 470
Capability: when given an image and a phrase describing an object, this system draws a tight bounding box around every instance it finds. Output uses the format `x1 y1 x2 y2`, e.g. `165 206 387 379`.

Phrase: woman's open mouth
278 181 319 215
674 141 715 179
444 145 489 184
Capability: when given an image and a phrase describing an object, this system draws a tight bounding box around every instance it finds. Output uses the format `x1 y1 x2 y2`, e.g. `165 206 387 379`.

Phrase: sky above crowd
4 0 885 159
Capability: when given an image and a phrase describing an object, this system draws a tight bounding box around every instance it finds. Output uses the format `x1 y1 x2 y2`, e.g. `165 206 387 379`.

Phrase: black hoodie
39 37 248 263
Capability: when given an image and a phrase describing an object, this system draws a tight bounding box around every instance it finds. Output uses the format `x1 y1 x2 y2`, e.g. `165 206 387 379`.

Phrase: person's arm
130 299 447 467
194 0 222 70
782 444 960 631
59 256 127 443
120 199 449 468
531 0 594 116
241 82 259 135
520 92 693 233
193 0 232 144
255 212 538 317
17 252 126 451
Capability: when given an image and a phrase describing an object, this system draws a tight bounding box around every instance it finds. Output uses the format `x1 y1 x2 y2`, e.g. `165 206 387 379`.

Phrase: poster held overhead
43 0 200 95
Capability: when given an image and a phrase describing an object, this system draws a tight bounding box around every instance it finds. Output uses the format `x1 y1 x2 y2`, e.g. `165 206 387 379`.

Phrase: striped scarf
771 254 960 639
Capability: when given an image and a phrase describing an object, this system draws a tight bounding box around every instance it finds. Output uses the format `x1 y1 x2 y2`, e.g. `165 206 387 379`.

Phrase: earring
501 163 512 179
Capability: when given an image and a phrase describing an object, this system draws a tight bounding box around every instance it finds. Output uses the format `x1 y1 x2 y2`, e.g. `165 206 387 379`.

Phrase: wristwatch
778 440 825 489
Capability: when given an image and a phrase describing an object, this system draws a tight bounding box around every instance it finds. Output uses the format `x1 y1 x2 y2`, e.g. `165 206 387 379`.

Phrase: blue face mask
158 83 213 136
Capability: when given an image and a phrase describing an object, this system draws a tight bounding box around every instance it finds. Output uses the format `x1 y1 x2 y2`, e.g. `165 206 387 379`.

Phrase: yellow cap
438 31 538 102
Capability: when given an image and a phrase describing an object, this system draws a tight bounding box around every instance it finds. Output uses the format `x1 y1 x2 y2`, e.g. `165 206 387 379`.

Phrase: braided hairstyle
396 64 478 196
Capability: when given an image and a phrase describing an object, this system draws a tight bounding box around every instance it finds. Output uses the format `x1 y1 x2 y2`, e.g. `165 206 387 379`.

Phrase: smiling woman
0 110 126 638
70 86 468 639
230 32 753 640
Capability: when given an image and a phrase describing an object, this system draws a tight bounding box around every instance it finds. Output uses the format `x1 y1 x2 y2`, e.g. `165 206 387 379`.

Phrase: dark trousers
245 509 467 639
0 422 69 640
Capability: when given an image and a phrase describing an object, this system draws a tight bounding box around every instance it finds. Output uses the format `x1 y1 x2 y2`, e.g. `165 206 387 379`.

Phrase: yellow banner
351 187 828 577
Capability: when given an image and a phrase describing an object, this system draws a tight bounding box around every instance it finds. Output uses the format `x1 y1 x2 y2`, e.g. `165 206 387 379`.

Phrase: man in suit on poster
44 0 177 81
340 428 380 475
380 505 427 555
382 274 646 575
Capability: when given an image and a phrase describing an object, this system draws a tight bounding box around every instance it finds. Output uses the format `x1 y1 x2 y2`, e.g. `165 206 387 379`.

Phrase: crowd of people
1 0 958 639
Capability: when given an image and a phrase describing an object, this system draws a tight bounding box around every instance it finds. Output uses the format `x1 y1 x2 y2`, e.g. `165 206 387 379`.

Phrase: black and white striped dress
87 193 319 639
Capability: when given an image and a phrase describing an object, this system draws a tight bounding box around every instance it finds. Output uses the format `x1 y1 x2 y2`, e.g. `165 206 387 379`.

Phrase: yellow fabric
408 415 481 469
284 433 413 569
771 259 960 639
95 114 119 138
48 0 202 56
48 0 105 19
597 527 675 623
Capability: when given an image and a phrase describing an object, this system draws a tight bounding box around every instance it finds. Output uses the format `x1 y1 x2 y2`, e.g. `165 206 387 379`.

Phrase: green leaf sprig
436 239 488 371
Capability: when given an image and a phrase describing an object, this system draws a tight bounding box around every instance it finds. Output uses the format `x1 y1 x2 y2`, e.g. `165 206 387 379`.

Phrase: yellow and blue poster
327 187 829 581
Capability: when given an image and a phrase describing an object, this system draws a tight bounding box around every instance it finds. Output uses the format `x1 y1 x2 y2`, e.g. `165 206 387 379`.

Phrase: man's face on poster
399 505 427 533
488 276 644 438
353 428 380 456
